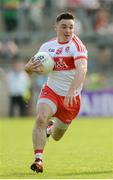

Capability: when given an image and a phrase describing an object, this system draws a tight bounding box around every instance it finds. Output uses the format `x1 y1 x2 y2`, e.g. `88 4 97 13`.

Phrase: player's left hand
64 89 77 107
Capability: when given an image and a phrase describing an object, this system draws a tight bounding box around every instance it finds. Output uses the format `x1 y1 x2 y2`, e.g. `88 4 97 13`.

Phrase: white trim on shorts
37 98 57 114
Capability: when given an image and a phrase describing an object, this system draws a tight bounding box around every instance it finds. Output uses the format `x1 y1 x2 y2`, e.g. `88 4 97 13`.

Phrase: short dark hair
56 12 75 22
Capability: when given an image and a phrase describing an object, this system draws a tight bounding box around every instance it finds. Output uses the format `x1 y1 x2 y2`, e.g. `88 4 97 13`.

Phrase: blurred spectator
54 0 68 11
7 61 31 117
0 40 19 59
2 0 19 31
67 0 100 10
28 0 45 31
93 8 110 35
33 75 47 96
43 0 53 16
80 0 100 10
100 0 113 7
107 16 113 35
67 0 80 9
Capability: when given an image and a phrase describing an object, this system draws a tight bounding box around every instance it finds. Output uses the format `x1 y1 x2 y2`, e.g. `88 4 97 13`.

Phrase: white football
34 52 54 74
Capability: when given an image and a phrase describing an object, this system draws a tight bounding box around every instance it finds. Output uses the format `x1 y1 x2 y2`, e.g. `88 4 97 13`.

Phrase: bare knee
52 135 61 141
36 113 48 128
51 129 66 141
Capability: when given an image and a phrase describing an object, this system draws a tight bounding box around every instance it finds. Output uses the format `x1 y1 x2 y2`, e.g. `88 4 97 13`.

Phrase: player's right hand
25 57 43 74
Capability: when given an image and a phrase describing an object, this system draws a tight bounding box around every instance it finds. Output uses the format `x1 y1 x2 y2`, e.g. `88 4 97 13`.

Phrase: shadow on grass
0 172 35 178
0 170 112 179
58 170 113 177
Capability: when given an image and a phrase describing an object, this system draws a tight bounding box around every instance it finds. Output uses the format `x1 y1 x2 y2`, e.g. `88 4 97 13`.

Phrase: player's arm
25 44 47 75
69 58 87 91
25 57 43 74
64 58 87 106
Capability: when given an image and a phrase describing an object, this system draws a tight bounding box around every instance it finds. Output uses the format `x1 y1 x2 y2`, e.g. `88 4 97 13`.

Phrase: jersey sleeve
38 44 47 52
34 43 47 57
74 48 88 61
72 36 88 61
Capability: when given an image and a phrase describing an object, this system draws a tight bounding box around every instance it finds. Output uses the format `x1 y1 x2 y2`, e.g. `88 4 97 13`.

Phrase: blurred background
0 0 113 117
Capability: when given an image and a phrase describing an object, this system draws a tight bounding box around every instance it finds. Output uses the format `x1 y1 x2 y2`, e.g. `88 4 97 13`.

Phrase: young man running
25 12 88 173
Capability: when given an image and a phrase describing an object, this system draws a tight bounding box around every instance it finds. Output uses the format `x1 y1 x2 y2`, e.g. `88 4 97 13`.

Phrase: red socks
34 149 43 161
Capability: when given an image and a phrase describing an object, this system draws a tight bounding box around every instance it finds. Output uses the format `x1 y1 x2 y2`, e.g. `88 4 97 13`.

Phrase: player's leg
32 103 53 150
47 118 70 141
31 102 54 172
47 95 81 141
31 85 58 173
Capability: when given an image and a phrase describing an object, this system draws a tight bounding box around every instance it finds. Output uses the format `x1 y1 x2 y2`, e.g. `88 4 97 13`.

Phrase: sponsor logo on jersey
54 58 68 70
53 56 75 71
49 48 55 52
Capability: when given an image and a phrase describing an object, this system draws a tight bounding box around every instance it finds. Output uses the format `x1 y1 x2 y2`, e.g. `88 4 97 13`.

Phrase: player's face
55 19 75 43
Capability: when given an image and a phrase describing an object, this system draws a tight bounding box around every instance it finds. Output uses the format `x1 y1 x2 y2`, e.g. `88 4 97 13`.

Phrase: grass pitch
0 117 112 179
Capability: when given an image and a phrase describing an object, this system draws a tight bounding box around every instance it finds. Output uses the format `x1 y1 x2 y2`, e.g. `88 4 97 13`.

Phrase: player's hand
64 89 77 107
25 57 43 74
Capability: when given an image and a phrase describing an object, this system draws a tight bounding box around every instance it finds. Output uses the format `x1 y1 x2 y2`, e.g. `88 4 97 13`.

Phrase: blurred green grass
0 117 113 179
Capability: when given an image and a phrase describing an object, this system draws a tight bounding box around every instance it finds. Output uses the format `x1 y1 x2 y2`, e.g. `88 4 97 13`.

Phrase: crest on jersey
56 47 63 55
65 46 70 53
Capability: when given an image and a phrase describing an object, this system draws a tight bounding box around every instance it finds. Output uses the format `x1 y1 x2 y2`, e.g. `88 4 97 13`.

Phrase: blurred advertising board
80 90 113 116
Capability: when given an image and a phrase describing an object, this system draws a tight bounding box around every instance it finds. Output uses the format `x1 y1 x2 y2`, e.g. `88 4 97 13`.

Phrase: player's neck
58 40 69 44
